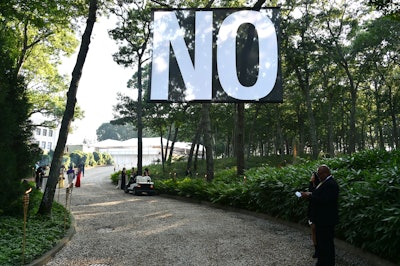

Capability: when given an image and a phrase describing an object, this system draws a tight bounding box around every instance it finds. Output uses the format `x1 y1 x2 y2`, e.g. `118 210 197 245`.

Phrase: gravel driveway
44 166 375 266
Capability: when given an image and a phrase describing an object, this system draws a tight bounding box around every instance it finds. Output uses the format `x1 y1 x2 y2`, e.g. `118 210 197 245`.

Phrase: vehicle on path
124 175 155 195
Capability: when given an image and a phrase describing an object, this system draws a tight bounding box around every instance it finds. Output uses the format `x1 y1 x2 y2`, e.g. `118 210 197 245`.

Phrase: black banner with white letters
149 8 282 103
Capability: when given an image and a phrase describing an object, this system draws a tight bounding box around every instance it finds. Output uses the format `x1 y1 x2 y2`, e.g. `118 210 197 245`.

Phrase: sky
59 16 134 144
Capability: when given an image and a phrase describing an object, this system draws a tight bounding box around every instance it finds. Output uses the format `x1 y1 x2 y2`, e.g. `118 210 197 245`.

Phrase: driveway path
45 166 370 266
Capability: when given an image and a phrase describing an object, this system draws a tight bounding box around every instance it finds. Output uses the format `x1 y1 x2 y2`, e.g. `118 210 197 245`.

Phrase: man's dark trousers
316 225 335 266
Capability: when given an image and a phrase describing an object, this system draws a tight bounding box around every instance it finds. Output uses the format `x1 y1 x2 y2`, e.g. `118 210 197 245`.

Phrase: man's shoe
313 246 318 258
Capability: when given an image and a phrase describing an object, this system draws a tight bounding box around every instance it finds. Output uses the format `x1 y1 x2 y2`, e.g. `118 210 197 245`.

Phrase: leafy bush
0 183 71 265
93 151 104 165
102 153 114 165
110 167 137 185
62 155 70 168
83 152 96 166
0 72 41 215
154 150 400 263
110 171 120 185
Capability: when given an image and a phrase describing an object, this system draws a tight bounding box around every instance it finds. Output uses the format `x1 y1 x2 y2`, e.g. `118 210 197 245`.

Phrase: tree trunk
246 105 261 159
187 123 201 171
348 79 357 154
167 126 178 164
38 0 97 215
377 66 399 149
202 103 214 181
159 129 165 173
164 125 171 164
194 143 200 172
373 79 385 150
389 89 398 149
235 0 266 175
327 91 335 157
137 63 143 175
235 103 245 175
275 107 285 155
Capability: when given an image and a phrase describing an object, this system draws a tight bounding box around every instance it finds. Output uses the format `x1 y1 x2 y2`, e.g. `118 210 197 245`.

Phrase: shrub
93 151 104 165
0 182 71 265
154 150 400 263
0 71 41 215
102 153 114 165
110 171 120 185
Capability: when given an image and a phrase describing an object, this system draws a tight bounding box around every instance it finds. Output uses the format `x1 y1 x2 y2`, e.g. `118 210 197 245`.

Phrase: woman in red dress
75 168 81 187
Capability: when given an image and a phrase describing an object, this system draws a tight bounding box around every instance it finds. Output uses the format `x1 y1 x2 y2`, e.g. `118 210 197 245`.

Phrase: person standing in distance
66 166 75 188
301 165 339 266
120 167 127 190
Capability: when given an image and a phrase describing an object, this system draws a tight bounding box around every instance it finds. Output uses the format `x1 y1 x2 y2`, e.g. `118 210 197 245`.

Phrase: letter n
150 11 213 101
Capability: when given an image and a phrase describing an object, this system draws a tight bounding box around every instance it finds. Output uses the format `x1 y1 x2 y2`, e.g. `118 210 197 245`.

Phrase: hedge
154 149 400 263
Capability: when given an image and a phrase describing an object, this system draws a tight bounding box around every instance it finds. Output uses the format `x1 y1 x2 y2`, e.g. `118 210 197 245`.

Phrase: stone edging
26 214 76 266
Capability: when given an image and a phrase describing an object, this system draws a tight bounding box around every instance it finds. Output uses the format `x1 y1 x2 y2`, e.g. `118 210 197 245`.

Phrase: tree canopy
110 0 400 164
0 0 89 215
0 0 86 126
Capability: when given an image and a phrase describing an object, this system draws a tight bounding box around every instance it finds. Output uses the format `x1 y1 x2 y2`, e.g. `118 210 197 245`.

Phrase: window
49 130 53 137
47 142 52 150
41 141 46 149
43 129 47 136
36 128 41 135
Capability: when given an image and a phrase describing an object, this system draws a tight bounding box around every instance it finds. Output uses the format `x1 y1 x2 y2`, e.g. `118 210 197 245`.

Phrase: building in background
30 113 60 153
93 138 199 170
30 113 199 168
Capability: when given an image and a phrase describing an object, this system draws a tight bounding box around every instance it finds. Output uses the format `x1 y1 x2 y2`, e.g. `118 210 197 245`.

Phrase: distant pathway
45 166 370 266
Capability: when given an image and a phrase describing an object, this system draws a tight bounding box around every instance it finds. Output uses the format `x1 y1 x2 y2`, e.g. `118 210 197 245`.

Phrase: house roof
94 137 200 152
95 138 166 148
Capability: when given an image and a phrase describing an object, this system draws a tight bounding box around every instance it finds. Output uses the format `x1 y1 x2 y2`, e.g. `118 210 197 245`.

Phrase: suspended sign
149 8 282 103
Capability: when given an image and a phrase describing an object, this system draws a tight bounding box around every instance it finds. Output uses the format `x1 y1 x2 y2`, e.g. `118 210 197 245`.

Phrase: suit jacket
307 178 320 221
310 176 339 226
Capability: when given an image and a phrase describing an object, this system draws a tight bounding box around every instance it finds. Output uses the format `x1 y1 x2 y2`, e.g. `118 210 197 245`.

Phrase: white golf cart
124 175 155 195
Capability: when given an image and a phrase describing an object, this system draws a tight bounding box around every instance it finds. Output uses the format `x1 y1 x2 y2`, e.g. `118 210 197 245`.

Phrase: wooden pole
22 187 32 265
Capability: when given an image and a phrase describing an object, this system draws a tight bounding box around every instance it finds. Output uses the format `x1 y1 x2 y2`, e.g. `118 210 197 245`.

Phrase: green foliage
102 153 114 165
93 151 104 165
83 152 96 167
154 150 400 263
0 46 41 215
92 151 114 166
69 151 84 167
62 155 71 168
111 167 138 185
40 153 52 166
110 171 120 185
67 151 112 168
96 122 138 141
0 0 86 124
0 183 71 265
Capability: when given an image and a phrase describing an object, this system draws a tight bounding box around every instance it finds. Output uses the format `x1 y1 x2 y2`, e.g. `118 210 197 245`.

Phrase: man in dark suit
302 165 339 266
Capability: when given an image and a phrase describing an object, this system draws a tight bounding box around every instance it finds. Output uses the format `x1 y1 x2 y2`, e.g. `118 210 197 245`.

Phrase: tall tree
38 0 98 215
0 42 41 214
282 0 320 159
109 0 151 175
317 0 372 153
96 122 138 141
352 17 400 148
